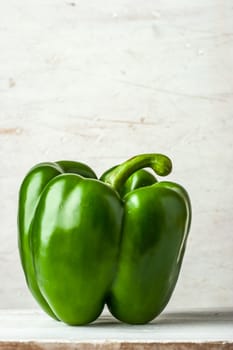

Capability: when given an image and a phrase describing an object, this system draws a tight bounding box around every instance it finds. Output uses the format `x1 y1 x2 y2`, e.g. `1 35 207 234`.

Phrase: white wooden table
0 309 232 349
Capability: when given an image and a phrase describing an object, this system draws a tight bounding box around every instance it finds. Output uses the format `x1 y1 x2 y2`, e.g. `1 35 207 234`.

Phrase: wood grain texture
0 0 233 310
1 341 232 350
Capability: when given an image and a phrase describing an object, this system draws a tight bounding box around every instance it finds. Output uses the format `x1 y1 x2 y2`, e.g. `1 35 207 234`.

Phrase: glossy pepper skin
18 154 191 325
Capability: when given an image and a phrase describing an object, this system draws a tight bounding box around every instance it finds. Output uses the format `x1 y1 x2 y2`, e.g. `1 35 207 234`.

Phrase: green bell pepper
18 154 191 325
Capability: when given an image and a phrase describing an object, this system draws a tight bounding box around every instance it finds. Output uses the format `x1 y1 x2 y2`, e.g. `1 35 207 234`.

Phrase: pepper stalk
104 153 172 193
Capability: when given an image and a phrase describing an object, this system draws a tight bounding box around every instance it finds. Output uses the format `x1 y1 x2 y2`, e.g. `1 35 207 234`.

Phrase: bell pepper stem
105 153 172 192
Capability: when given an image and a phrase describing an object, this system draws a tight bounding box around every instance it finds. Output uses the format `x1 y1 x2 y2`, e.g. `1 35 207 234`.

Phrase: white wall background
0 0 232 310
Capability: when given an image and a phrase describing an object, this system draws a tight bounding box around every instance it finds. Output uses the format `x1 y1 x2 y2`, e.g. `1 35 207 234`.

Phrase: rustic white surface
0 309 232 343
0 0 233 310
